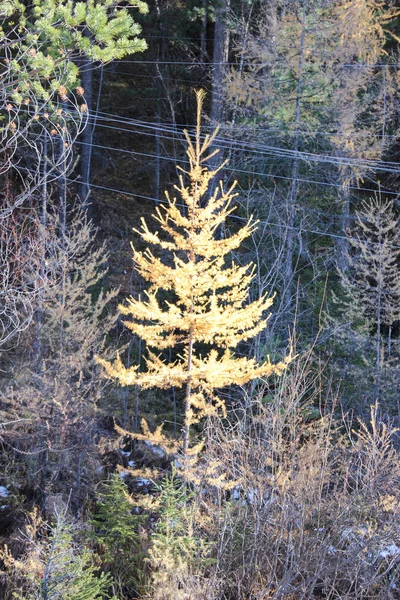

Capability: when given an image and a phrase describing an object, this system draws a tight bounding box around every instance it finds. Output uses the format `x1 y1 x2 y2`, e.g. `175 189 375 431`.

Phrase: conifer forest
3 1 400 598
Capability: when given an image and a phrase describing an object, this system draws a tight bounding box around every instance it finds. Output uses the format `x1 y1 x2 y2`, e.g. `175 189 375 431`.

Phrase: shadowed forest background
1 1 400 598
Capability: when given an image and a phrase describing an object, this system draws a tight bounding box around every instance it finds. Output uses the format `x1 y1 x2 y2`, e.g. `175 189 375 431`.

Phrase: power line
72 115 400 184
75 110 400 171
95 113 399 139
18 104 394 173
68 126 400 198
72 140 393 225
14 104 399 195
113 59 400 68
75 138 400 183
71 179 400 251
83 110 400 165
3 157 400 250
10 108 400 196
88 141 399 196
89 107 395 139
92 71 398 140
14 103 398 140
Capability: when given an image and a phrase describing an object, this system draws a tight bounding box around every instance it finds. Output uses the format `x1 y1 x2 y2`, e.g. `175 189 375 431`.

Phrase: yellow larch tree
97 90 290 459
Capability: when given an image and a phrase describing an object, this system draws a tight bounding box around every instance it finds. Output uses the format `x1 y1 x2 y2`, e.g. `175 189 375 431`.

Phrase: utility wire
3 159 400 250
70 140 394 224
14 105 400 182
74 139 400 183
89 124 400 173
84 107 400 139
44 106 400 174
18 104 393 173
12 106 400 195
112 59 400 68
13 102 399 140
68 179 400 251
78 110 400 171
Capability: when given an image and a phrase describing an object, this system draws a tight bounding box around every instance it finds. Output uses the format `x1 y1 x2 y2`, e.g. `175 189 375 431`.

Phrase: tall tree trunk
337 173 351 272
78 61 93 214
34 130 48 369
282 6 306 324
153 9 167 202
58 122 67 364
211 0 230 126
200 0 208 63
209 0 231 200
375 209 383 401
154 97 161 201
183 327 194 460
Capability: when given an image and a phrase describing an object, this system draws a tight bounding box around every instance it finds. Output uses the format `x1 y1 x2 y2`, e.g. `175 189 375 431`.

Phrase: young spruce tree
338 196 400 403
98 91 289 462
